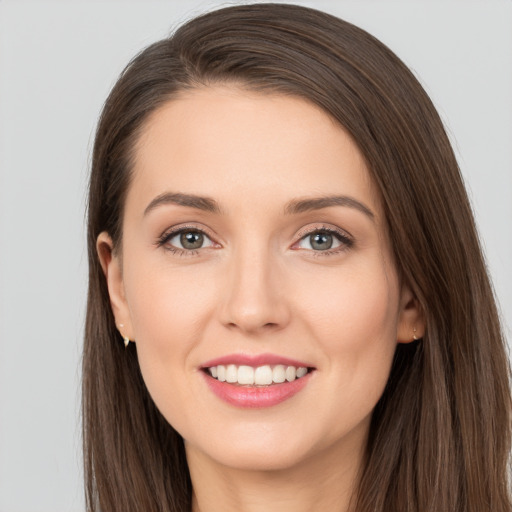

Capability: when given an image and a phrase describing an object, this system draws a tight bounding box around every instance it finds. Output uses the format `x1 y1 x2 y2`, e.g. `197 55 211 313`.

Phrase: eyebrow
143 191 374 220
284 195 375 220
144 192 222 216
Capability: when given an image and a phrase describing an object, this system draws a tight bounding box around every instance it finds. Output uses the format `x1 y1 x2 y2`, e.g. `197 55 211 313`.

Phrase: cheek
125 256 215 342
122 257 219 401
297 261 398 343
288 261 400 441
293 258 400 399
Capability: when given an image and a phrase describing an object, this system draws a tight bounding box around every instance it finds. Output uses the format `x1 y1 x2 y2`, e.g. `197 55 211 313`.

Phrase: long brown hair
83 4 511 511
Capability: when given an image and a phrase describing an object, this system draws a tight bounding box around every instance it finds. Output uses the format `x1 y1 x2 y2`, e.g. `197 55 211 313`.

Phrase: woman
83 3 511 511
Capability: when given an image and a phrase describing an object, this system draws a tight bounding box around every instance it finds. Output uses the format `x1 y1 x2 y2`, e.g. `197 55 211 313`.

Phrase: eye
293 227 353 253
297 231 341 251
158 227 216 253
171 230 207 250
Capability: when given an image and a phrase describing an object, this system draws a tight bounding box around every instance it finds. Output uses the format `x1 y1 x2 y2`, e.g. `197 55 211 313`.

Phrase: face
99 86 421 474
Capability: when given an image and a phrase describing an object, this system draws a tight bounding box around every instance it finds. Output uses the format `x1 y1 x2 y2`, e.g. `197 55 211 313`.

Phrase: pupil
310 232 332 250
180 231 203 249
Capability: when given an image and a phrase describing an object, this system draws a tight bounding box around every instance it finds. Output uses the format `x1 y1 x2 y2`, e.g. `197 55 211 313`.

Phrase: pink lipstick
201 353 315 408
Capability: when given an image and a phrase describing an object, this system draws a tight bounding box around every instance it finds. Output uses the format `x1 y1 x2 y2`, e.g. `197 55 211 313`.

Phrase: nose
218 245 291 335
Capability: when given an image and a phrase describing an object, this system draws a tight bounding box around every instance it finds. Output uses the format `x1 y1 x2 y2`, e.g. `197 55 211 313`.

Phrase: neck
186 433 365 512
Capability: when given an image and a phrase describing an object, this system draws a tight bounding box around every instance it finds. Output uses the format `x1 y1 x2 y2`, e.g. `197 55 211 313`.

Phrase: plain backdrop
0 1 511 511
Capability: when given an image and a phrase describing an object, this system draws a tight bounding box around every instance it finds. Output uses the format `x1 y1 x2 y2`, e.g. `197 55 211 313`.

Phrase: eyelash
156 224 354 257
293 225 354 257
156 224 216 257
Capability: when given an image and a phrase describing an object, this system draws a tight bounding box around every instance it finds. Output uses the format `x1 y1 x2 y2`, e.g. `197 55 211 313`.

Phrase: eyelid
294 223 353 241
156 222 353 256
292 224 354 253
156 223 220 251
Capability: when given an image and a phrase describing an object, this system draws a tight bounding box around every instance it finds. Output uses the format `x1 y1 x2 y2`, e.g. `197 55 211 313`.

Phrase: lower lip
202 371 313 408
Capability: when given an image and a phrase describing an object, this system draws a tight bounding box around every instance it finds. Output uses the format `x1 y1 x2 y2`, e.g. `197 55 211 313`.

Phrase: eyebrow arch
284 195 375 220
144 192 222 216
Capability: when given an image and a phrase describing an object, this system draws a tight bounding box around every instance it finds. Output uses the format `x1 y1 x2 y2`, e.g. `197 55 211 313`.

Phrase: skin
98 86 424 512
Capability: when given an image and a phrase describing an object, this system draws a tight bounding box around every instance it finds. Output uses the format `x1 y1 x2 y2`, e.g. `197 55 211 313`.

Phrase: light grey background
0 1 510 511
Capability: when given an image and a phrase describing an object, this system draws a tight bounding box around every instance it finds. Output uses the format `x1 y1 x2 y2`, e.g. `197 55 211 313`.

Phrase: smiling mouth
204 364 313 386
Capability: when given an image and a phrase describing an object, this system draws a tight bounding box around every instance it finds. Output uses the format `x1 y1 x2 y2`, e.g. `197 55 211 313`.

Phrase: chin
184 420 335 473
199 443 311 473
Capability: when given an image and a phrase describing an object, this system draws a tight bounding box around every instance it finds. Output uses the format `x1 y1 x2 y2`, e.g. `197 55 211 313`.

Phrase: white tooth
272 365 286 383
285 366 296 382
296 367 308 378
217 365 226 382
226 364 238 383
254 365 273 385
210 366 218 378
237 365 254 385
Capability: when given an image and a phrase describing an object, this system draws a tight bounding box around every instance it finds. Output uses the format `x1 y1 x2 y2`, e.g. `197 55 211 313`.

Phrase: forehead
128 86 380 216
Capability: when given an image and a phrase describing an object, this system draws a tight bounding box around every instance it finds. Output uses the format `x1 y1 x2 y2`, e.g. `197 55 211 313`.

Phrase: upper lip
201 353 314 369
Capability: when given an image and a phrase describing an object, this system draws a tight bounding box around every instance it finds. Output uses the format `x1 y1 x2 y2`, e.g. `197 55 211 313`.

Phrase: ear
396 283 425 344
96 232 135 342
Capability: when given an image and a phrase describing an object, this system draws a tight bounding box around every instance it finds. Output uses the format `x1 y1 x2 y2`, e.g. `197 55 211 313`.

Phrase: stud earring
413 327 418 341
118 323 130 348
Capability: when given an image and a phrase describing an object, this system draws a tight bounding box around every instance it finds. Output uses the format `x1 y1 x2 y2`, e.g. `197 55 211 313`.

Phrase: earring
413 327 418 341
118 323 130 348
